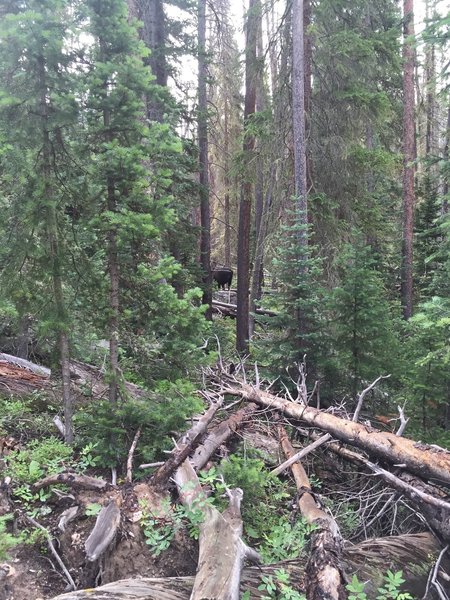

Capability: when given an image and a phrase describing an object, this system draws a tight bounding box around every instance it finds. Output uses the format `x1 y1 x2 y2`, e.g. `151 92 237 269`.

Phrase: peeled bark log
225 382 450 486
278 426 346 600
174 459 260 600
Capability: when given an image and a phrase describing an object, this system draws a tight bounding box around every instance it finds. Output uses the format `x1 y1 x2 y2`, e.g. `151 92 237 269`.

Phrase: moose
213 266 233 290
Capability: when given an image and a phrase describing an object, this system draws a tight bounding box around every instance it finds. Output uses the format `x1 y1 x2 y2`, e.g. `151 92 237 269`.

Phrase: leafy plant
258 569 306 600
85 503 102 517
259 518 315 563
346 571 414 600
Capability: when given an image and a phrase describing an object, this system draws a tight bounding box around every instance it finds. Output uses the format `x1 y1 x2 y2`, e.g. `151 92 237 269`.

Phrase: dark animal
213 267 233 290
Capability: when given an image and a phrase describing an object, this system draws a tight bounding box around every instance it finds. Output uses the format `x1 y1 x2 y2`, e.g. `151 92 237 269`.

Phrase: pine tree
330 239 399 401
0 0 81 442
82 0 208 392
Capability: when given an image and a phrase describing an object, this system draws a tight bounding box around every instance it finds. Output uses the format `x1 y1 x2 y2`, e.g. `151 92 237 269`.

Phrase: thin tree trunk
198 0 212 320
38 55 73 444
236 0 259 355
304 0 313 195
224 96 231 266
401 0 416 320
292 0 308 236
249 11 265 338
443 104 450 215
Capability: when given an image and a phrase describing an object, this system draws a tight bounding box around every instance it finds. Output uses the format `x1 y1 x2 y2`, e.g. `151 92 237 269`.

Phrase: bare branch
352 374 391 423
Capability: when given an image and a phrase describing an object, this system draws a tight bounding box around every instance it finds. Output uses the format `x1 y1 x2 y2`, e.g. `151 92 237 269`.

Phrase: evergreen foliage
329 238 399 400
261 212 325 383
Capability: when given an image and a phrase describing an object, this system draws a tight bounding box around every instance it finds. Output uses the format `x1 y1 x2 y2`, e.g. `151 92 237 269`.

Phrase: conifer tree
330 239 398 400
0 0 80 442
82 0 208 395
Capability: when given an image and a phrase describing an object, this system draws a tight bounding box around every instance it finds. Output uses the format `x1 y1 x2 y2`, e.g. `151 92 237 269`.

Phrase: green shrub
75 379 203 470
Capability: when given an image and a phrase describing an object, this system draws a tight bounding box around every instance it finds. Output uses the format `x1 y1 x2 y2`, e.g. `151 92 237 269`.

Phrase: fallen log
32 472 111 492
297 429 450 542
190 402 258 471
48 533 446 599
212 300 277 318
150 397 223 489
224 382 450 486
278 426 346 600
174 459 260 600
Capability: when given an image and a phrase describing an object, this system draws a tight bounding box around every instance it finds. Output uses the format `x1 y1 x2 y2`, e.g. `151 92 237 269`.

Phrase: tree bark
236 0 259 355
292 0 308 239
401 0 416 320
198 0 212 320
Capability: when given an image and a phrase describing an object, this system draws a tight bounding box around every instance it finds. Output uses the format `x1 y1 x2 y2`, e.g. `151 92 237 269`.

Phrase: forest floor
1 354 449 600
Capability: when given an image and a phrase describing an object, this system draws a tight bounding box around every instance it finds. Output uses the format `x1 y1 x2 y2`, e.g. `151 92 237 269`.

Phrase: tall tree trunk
401 0 416 320
198 0 212 319
100 38 120 404
107 174 120 405
236 0 259 355
38 56 73 444
442 104 450 215
224 95 231 266
292 0 308 243
249 8 265 338
303 0 313 196
128 0 167 122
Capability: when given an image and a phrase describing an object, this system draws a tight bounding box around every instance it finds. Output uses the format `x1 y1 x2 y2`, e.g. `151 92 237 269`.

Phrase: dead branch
396 405 409 436
352 375 391 423
270 433 331 476
24 514 76 590
32 472 111 492
126 428 141 484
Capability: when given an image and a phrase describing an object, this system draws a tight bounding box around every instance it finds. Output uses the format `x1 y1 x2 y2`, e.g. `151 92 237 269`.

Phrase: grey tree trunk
292 0 308 239
401 0 416 320
236 0 259 355
198 0 212 319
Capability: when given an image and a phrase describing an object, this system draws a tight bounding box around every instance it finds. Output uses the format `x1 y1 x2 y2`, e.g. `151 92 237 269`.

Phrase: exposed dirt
1 483 198 600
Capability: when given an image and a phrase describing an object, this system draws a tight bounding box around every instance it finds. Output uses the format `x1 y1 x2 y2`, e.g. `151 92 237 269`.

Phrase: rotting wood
174 459 260 600
48 533 447 599
278 426 346 600
85 499 121 562
150 397 223 489
32 472 111 492
190 402 258 471
224 381 450 486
